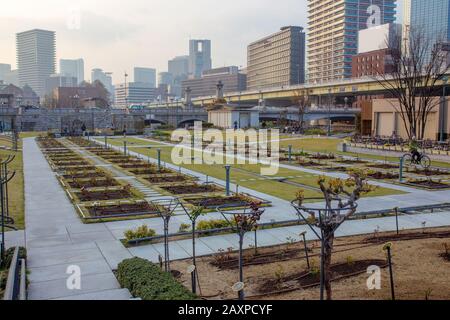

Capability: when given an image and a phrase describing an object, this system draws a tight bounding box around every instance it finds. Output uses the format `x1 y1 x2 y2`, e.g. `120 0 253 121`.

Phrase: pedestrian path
22 138 132 300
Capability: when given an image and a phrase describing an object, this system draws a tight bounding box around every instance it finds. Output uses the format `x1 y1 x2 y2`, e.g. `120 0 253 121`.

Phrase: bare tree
292 172 373 300
292 90 310 133
372 27 450 140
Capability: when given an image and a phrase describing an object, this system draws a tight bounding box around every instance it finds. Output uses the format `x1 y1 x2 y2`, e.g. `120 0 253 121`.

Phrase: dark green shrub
1 247 27 269
117 257 196 300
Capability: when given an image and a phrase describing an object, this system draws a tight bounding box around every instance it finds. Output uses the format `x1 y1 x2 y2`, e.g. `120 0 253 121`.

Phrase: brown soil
172 227 450 300
130 168 173 175
309 154 335 160
336 159 368 164
161 184 221 195
75 189 132 201
57 165 97 171
53 161 90 166
118 163 153 169
298 160 324 167
369 163 399 169
406 180 450 189
324 167 349 172
87 202 159 217
258 260 387 295
62 171 109 179
67 178 119 189
144 175 188 184
412 168 450 176
184 196 252 208
367 171 399 180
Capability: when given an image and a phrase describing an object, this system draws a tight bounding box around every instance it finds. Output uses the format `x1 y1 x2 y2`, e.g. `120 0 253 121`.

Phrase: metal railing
3 247 27 300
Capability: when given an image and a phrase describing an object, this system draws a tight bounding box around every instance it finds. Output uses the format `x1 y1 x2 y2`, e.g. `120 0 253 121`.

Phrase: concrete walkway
23 138 132 300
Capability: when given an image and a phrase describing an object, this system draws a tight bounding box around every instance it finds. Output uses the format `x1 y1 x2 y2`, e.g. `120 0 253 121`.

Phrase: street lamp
327 88 332 136
440 76 448 142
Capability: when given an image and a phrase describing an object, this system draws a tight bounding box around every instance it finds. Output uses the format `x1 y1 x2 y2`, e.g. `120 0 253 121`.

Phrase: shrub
178 223 191 233
124 225 156 242
1 247 27 269
196 219 233 231
117 257 196 300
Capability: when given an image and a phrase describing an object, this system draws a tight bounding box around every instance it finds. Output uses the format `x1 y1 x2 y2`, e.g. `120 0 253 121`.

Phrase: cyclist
409 138 421 164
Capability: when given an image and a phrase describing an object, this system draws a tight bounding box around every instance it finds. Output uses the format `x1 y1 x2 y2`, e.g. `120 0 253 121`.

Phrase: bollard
399 157 404 183
394 207 399 235
301 232 310 269
123 141 127 156
383 243 396 301
288 145 293 163
104 135 108 149
157 149 161 171
225 165 231 196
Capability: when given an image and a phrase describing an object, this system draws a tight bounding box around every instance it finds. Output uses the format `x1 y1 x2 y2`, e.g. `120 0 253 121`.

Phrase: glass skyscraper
409 0 450 44
308 0 397 84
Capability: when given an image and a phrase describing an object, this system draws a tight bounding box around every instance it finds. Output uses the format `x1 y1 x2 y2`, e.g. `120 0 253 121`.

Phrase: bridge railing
3 247 27 300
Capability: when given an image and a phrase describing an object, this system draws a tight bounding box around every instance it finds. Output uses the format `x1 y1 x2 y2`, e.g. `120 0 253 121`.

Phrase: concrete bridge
0 107 208 133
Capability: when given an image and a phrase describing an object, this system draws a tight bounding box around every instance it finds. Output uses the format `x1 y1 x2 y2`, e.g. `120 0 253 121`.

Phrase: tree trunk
323 229 335 300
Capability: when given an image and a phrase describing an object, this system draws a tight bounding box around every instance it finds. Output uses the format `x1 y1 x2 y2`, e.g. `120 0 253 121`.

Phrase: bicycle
402 152 431 169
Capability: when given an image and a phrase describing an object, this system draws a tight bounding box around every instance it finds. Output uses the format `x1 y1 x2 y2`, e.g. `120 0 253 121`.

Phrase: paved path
23 138 132 300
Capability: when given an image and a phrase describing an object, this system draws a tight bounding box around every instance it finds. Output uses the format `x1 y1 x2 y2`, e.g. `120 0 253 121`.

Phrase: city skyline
0 0 405 85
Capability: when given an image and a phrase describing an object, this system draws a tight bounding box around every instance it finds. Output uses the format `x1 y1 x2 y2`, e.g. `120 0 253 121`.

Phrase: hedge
117 257 197 300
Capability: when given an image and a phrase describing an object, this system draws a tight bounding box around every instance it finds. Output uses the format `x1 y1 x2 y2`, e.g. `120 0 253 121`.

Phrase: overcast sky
0 0 403 84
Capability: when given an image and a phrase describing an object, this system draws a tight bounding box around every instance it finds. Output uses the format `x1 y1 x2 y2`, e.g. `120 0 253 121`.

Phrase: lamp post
328 89 332 136
440 76 448 142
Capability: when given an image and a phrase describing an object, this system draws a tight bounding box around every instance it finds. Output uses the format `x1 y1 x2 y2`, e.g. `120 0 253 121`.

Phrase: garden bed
66 177 119 189
161 183 222 195
84 201 160 219
404 179 450 190
183 195 259 209
411 168 450 176
368 163 399 169
298 160 324 167
130 167 173 175
144 175 189 184
367 171 399 180
61 170 109 179
257 259 387 295
74 188 133 201
309 153 335 160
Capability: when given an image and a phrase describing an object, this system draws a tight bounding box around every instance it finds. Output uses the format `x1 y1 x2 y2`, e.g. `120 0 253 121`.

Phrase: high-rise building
158 72 174 87
134 67 156 87
114 82 158 108
16 29 56 97
60 59 85 84
182 66 247 98
307 0 397 84
247 26 305 91
168 56 190 97
91 68 114 97
189 40 212 78
408 0 450 48
0 64 11 82
45 74 78 96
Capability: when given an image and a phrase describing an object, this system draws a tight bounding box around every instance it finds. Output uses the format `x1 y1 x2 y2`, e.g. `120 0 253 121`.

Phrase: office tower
307 0 396 84
247 26 305 90
168 56 190 97
0 64 11 82
158 72 174 87
60 59 85 84
115 82 158 108
409 0 450 46
91 68 114 97
134 67 156 87
189 40 212 78
16 29 56 96
182 66 247 98
45 74 78 96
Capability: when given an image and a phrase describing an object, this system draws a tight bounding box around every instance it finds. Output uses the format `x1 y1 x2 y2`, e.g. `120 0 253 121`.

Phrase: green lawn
278 137 450 168
98 137 404 202
0 147 24 230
